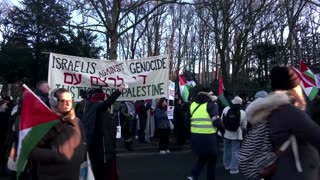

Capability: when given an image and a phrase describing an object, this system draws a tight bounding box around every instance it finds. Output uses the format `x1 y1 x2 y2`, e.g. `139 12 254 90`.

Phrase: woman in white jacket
221 96 247 174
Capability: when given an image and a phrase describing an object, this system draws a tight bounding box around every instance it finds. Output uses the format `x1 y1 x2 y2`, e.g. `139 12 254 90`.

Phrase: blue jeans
191 153 217 180
223 138 240 171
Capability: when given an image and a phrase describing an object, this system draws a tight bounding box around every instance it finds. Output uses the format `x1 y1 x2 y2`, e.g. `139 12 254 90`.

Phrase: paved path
1 138 247 180
117 150 247 180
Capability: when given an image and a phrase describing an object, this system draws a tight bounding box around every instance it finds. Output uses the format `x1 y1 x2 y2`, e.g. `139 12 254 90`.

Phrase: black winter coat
89 90 122 162
80 90 122 145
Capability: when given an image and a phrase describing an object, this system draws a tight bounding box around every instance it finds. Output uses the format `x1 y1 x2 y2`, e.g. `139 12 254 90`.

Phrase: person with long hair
155 98 171 154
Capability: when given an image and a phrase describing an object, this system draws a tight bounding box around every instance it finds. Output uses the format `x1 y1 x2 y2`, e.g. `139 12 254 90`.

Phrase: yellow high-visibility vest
190 102 217 134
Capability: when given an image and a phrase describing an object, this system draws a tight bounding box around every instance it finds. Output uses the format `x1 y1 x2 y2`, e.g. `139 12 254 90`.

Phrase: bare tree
0 0 14 45
72 0 176 60
283 0 309 65
193 0 272 92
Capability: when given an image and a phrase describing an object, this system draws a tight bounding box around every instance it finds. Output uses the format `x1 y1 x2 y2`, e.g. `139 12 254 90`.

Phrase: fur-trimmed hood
245 92 291 125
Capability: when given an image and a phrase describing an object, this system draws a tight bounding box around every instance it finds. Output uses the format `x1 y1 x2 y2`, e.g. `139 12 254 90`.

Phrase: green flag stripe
309 88 319 101
218 94 229 107
181 87 189 102
304 71 315 81
17 120 59 180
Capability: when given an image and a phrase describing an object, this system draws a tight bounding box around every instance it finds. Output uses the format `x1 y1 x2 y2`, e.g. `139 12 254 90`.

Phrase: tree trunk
109 29 118 60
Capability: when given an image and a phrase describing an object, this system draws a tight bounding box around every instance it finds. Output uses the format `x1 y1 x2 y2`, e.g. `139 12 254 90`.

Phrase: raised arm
100 83 125 109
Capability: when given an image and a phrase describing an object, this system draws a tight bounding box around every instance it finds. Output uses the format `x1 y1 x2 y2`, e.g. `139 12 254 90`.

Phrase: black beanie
270 66 300 91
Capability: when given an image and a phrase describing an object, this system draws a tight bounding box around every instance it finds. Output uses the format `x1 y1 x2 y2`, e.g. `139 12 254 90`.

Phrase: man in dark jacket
187 88 225 180
30 88 86 180
137 100 152 143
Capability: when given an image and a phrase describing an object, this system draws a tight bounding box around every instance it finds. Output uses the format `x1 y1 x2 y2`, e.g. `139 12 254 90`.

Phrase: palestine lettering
121 83 165 97
52 55 96 74
129 58 167 74
54 83 165 99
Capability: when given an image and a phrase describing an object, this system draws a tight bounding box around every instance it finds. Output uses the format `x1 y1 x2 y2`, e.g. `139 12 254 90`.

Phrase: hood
245 91 291 125
195 91 212 104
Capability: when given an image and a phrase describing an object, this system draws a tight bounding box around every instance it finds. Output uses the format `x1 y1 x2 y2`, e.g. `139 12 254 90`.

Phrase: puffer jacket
245 92 320 180
30 109 86 180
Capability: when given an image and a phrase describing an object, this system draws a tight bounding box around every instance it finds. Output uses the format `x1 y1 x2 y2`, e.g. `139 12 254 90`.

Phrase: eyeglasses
57 99 73 104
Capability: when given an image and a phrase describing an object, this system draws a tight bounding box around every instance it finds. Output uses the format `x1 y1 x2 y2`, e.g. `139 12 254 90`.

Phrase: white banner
48 53 169 101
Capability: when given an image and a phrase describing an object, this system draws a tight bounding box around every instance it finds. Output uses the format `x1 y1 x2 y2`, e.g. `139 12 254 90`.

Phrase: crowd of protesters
0 65 320 180
0 81 193 180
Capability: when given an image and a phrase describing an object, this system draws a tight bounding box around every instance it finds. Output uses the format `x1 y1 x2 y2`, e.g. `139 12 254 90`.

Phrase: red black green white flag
179 75 196 102
218 78 230 107
16 85 59 179
292 61 319 101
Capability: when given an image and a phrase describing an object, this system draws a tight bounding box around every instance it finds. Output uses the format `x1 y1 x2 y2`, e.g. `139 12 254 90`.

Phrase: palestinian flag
16 85 59 179
300 61 316 82
179 75 196 102
218 78 230 107
292 63 319 101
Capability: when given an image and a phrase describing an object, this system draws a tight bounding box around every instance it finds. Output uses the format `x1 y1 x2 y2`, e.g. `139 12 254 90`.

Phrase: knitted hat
254 91 268 98
270 66 300 91
90 92 105 102
231 96 243 105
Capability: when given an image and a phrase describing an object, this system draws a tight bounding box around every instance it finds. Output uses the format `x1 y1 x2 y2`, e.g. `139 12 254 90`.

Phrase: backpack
223 105 241 131
238 121 302 179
